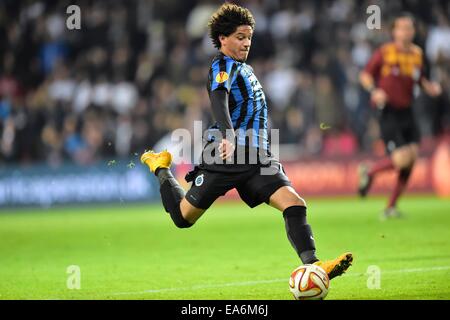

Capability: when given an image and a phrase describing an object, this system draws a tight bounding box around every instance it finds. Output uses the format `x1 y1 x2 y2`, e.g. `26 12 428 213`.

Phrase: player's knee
409 148 418 164
284 194 307 209
178 199 205 227
392 151 410 169
395 146 418 169
169 207 194 229
181 212 201 226
397 158 410 170
406 157 415 170
167 200 197 229
287 192 307 209
403 151 416 169
173 218 194 229
269 186 307 211
294 196 307 207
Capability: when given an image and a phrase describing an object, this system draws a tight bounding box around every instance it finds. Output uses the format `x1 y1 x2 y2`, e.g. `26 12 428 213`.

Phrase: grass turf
0 195 449 300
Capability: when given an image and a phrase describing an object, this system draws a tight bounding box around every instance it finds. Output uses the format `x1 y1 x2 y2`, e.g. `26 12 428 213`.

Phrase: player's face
393 17 415 44
220 25 253 62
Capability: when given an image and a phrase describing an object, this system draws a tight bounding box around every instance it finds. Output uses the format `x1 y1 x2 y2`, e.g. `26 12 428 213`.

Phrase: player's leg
268 186 318 264
236 163 317 264
156 168 204 227
385 143 418 217
141 150 204 228
358 109 397 197
179 198 205 224
358 157 394 197
236 161 353 279
268 186 353 279
384 109 420 217
391 144 415 169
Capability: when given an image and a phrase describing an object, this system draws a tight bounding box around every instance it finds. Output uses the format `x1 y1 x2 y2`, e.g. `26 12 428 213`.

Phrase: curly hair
208 3 255 49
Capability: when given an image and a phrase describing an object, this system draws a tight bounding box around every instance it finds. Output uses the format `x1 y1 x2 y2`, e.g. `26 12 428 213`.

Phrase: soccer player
359 13 442 219
141 3 352 279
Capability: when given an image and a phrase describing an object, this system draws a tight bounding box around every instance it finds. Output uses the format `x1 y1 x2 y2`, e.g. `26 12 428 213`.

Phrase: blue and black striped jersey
207 52 269 151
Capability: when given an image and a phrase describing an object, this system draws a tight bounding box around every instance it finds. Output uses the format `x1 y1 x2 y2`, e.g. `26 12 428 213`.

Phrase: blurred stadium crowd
1 0 449 166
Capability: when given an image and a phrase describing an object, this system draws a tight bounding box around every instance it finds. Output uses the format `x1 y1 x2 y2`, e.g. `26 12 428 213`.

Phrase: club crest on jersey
215 71 229 84
195 174 204 186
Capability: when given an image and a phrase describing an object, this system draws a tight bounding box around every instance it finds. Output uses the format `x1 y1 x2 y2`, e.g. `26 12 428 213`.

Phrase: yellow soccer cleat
140 150 173 173
314 252 353 280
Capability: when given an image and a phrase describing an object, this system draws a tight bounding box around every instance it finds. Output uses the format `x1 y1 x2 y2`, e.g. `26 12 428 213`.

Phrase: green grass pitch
0 195 449 300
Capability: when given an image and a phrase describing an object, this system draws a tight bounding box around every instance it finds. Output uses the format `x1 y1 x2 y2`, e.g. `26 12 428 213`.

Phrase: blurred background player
359 12 442 219
141 3 352 280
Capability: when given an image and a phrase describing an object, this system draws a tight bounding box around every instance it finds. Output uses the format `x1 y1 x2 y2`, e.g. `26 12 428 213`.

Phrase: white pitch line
109 265 450 296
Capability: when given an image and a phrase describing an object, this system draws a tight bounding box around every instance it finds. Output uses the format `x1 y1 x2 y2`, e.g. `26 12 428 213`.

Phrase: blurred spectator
426 12 450 64
0 0 448 167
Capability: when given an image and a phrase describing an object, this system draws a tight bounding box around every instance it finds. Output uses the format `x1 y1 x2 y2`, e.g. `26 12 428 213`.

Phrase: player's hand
371 88 388 109
218 139 235 160
422 80 442 97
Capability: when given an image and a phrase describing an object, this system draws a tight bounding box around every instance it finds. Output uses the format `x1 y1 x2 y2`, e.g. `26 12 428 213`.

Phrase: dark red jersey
364 42 424 109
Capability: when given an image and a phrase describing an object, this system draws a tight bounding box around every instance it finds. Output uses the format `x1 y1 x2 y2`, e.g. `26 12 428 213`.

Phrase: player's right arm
208 57 238 160
360 48 388 108
210 89 235 160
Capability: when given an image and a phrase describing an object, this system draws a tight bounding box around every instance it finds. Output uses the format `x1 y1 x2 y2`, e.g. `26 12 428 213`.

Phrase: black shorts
378 106 420 154
184 160 292 210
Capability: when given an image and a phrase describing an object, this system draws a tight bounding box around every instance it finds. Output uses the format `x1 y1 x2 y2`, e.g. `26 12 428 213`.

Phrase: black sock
156 168 192 228
283 206 319 264
399 166 412 183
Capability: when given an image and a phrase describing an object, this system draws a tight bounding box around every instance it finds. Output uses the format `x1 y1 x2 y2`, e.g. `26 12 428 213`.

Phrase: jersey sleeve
364 48 383 79
209 58 237 93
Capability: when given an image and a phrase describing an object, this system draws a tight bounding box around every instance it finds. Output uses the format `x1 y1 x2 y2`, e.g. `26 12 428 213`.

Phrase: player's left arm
420 78 442 97
418 49 442 97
